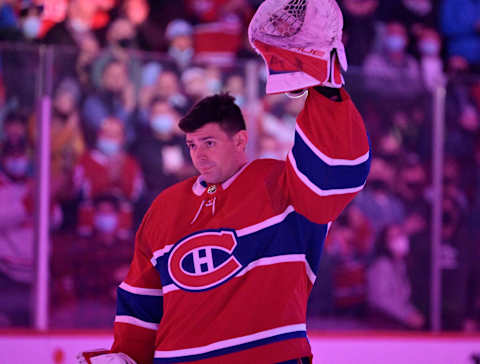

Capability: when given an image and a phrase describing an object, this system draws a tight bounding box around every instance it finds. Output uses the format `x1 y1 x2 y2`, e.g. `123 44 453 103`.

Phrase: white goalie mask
248 0 348 94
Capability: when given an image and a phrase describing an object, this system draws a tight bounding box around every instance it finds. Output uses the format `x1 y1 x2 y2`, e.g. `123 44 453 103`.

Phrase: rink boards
0 330 479 364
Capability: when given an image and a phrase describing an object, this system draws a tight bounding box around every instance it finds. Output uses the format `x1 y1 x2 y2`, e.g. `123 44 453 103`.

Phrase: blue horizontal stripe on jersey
155 212 327 289
117 287 163 324
153 329 307 363
292 132 371 190
269 68 298 75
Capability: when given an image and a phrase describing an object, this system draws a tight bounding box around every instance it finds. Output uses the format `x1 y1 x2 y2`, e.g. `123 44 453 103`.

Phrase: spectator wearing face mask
133 98 194 211
165 19 195 72
31 78 85 183
73 116 143 204
367 224 425 330
91 17 142 90
51 194 134 328
82 59 137 145
0 140 36 327
364 21 422 96
416 28 446 91
379 0 437 48
43 0 99 47
27 78 86 229
41 0 102 86
441 0 480 72
0 0 40 42
17 0 44 42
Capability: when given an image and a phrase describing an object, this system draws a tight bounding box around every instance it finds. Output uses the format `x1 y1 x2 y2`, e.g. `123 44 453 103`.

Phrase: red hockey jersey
111 88 371 363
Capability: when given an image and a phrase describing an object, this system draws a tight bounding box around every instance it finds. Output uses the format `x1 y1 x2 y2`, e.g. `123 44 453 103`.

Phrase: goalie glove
248 0 347 94
77 349 137 364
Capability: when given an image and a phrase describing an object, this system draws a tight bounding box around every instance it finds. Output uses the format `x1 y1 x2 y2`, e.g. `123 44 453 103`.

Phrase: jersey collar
191 161 252 196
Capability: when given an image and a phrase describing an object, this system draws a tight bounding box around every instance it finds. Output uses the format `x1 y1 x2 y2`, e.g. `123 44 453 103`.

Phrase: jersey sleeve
285 87 371 224
111 211 163 364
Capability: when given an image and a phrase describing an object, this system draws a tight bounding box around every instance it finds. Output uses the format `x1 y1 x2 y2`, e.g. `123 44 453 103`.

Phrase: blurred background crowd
0 0 479 333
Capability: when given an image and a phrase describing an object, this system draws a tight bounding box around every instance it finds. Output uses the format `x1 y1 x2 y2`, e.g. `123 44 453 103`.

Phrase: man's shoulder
233 159 286 190
249 158 285 173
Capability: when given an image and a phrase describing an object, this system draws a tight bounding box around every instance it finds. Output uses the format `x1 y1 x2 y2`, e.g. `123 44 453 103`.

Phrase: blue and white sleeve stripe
290 126 371 195
115 282 163 330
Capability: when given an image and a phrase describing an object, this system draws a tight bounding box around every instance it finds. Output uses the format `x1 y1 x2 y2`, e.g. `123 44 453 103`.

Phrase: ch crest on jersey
168 230 242 291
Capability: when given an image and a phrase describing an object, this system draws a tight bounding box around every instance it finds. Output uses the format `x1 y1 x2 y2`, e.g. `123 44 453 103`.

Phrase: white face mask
97 138 122 156
388 235 410 257
151 114 174 134
168 46 194 68
419 40 440 57
94 213 118 233
22 16 41 39
69 18 90 33
4 156 29 178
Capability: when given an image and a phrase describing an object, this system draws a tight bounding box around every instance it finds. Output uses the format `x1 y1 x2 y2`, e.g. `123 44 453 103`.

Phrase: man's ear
233 130 248 151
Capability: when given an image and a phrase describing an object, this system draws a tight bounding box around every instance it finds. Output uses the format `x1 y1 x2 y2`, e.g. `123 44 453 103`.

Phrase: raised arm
285 86 371 224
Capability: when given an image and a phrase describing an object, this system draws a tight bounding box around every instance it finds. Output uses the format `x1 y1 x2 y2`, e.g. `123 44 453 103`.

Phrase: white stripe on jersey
154 323 306 358
288 151 365 196
119 282 163 296
150 244 175 266
236 205 295 237
161 254 317 295
236 254 316 284
115 315 159 330
295 124 370 166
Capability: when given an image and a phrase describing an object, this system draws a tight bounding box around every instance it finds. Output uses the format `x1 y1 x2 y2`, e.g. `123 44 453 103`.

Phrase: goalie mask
248 0 348 94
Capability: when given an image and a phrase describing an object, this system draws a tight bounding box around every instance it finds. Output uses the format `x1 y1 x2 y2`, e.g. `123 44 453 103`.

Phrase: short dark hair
179 93 246 135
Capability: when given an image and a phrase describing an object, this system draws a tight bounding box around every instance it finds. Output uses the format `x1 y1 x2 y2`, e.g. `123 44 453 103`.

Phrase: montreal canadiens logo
168 230 242 291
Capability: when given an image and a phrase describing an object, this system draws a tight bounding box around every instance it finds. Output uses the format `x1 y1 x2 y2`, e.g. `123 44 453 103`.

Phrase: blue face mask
94 213 118 234
151 115 174 134
419 40 439 56
4 156 29 177
168 46 194 68
234 95 245 108
207 79 222 94
22 16 41 39
385 35 406 52
97 138 121 156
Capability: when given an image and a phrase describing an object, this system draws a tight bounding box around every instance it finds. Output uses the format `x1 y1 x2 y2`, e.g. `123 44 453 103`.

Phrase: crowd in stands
0 0 479 331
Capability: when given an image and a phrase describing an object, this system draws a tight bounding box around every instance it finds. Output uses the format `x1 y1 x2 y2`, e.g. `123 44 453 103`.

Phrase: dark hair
178 93 246 135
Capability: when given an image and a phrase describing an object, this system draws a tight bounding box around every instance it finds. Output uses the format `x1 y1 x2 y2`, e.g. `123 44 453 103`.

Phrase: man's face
4 121 26 145
102 63 128 93
156 71 180 97
186 123 247 184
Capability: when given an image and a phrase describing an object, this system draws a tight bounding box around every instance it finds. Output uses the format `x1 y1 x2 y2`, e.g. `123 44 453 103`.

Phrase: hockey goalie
78 0 369 363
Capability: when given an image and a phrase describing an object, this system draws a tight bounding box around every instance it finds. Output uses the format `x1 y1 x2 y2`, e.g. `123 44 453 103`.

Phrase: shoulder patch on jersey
167 229 242 292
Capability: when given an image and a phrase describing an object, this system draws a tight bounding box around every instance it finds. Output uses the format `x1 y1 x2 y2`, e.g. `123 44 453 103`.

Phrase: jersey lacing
190 197 216 224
